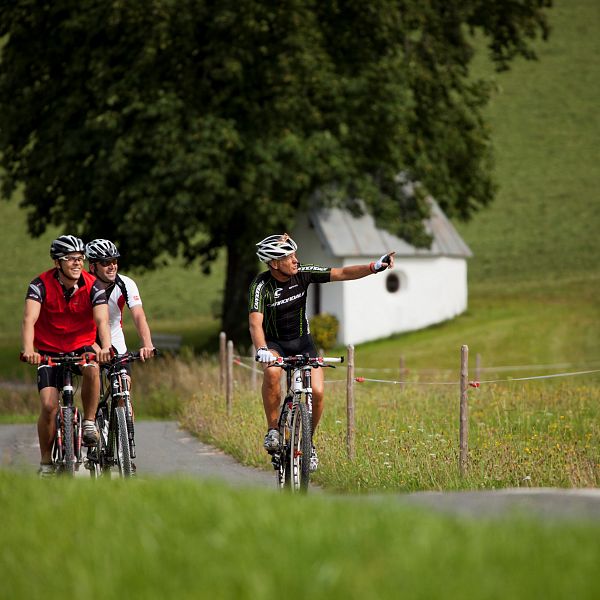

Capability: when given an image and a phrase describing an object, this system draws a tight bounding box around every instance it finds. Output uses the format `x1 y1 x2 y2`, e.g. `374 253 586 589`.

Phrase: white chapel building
291 199 473 346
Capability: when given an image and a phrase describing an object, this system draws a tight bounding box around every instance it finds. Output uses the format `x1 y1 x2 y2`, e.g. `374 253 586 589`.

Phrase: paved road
2 422 600 519
0 421 274 488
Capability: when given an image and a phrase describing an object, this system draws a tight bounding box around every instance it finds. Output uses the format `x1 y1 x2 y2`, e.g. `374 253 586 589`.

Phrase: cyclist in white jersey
85 239 155 360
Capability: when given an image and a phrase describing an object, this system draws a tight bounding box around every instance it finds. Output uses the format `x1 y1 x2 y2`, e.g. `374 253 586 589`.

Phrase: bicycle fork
55 369 82 467
111 369 136 458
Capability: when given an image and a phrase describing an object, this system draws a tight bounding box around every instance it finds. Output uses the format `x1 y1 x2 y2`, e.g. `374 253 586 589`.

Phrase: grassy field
0 2 599 595
1 470 599 600
460 0 600 285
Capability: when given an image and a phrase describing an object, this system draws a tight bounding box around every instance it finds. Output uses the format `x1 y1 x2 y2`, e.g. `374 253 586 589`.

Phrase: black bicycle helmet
85 238 120 261
50 235 86 259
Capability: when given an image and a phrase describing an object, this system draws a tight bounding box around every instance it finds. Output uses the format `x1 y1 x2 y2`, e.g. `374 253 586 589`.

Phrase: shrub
309 313 339 351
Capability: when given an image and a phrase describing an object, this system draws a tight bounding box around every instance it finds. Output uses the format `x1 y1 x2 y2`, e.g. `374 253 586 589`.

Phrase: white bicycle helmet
256 233 298 263
85 238 120 261
50 235 86 259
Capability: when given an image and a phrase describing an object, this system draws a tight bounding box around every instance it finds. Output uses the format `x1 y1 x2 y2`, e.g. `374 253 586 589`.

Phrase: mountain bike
86 350 156 478
20 352 97 476
269 354 343 492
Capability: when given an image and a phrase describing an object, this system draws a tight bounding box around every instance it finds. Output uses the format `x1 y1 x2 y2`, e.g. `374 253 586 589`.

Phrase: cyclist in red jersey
249 233 395 471
21 235 112 476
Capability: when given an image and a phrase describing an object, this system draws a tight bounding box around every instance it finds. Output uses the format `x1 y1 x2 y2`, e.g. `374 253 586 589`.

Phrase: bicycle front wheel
115 406 133 477
277 400 291 490
289 401 311 492
88 407 107 478
62 406 76 477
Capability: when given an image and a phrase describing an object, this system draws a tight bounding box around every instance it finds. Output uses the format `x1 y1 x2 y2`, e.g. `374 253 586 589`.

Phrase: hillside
458 0 600 284
0 0 598 375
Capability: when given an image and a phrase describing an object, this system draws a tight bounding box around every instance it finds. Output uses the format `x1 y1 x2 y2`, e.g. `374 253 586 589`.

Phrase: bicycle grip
322 356 344 364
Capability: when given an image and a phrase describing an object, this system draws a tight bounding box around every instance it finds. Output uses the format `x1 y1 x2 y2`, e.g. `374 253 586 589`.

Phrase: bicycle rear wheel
289 401 311 492
115 406 133 477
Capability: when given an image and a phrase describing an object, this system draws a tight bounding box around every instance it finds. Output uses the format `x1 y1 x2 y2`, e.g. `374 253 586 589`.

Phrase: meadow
123 353 598 492
2 470 599 600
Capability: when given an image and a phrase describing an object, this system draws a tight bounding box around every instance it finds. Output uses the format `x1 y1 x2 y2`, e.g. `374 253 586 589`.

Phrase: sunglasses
98 259 118 267
59 256 85 264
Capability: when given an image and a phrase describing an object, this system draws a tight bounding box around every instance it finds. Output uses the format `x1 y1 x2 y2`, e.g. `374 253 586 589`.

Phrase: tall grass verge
166 356 600 492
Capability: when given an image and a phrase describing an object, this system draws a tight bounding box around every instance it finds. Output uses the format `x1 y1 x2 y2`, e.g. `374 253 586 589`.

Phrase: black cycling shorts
36 345 97 391
266 334 318 359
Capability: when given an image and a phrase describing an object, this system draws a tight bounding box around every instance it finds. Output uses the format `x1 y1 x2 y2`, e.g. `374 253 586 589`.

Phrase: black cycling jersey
248 265 331 341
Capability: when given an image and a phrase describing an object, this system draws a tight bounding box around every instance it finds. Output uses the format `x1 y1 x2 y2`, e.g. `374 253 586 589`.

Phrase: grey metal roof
309 199 473 258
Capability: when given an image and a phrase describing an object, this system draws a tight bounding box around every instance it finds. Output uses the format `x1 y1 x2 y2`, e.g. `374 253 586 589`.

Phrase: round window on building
386 272 401 293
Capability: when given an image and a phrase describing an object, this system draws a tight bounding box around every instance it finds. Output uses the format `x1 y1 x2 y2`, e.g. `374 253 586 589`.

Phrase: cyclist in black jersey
249 233 395 471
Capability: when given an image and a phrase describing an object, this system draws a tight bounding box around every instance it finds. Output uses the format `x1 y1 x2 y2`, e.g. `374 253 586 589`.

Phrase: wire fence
220 332 600 474
232 351 600 387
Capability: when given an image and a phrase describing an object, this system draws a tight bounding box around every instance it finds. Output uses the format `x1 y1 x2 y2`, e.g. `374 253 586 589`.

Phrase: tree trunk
221 238 260 350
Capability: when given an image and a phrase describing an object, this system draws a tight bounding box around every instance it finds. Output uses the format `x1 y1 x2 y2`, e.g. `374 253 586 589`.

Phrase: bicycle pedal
271 453 281 470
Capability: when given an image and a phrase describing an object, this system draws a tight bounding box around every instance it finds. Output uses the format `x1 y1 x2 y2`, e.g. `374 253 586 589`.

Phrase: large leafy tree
0 0 551 342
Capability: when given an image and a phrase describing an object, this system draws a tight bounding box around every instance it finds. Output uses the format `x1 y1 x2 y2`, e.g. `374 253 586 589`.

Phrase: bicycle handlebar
269 354 344 369
105 348 160 369
19 352 97 367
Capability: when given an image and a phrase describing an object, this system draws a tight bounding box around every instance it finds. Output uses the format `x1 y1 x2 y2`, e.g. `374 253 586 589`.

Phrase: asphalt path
2 422 600 520
0 421 274 488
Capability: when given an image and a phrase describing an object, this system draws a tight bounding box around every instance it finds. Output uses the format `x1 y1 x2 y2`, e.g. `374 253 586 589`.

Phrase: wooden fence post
226 340 234 416
459 344 469 477
219 331 226 390
346 344 355 460
399 354 406 390
250 344 257 390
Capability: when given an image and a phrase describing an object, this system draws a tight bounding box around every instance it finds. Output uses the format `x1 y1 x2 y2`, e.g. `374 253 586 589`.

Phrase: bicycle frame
270 354 343 492
105 361 135 461
87 350 157 478
54 362 83 472
21 352 96 476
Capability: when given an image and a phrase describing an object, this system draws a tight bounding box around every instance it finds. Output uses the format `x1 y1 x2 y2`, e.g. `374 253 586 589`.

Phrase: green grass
145 354 599 492
1 470 599 600
460 0 600 284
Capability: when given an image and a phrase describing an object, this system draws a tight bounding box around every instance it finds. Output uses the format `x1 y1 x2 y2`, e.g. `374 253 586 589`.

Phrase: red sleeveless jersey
34 268 98 353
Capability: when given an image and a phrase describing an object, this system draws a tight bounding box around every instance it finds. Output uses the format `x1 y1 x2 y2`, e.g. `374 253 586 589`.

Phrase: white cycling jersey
106 274 143 354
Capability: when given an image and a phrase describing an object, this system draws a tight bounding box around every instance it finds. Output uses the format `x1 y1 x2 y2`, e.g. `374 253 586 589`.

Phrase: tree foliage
0 0 551 341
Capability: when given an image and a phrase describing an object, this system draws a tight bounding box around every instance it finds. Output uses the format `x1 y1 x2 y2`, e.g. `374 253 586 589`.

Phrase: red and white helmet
256 233 298 263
